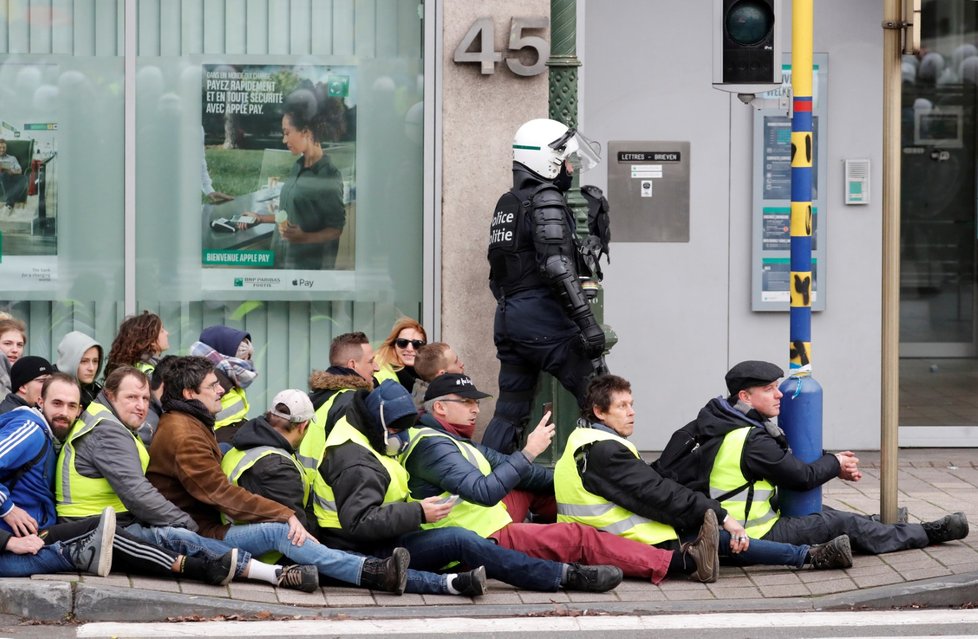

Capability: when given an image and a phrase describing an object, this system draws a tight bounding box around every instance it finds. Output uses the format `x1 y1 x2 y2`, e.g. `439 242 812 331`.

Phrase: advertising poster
0 63 60 293
200 64 357 294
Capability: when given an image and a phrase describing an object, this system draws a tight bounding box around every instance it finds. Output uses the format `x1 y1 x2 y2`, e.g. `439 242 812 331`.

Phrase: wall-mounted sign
453 17 549 77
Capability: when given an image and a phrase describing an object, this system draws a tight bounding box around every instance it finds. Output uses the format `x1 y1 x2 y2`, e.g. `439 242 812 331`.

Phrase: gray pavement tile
846 563 901 577
803 577 857 595
708 576 754 589
657 579 711 591
663 587 715 600
325 594 376 606
421 593 472 605
616 588 668 601
80 574 132 588
30 574 77 583
566 591 622 603
227 584 279 603
518 591 571 604
178 581 230 598
276 587 326 606
796 569 851 583
747 572 805 586
615 578 659 591
485 579 518 590
371 592 426 606
128 576 181 593
323 585 368 595
894 565 953 580
754 583 811 598
475 592 523 605
851 570 907 588
705 586 763 599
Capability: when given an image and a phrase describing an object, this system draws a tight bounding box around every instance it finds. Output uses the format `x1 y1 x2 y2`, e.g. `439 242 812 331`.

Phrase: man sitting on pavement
657 361 969 554
0 373 237 584
223 388 492 597
396 374 690 585
0 356 53 415
55 365 322 591
554 374 853 581
410 342 466 408
318 379 625 594
146 356 410 594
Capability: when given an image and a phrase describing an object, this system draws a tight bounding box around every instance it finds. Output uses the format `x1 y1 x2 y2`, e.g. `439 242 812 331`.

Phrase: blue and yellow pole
778 0 823 516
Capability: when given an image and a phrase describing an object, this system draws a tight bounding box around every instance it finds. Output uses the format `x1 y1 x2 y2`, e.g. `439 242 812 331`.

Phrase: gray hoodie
56 331 103 410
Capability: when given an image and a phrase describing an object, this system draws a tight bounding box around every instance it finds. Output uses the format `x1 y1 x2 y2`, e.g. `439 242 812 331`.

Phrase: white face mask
385 434 406 457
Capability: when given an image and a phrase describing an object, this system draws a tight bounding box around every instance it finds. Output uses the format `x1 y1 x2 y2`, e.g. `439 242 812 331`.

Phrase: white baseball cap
269 389 315 423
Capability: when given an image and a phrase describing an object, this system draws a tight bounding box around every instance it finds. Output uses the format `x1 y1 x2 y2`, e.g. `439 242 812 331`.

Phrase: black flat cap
725 360 784 396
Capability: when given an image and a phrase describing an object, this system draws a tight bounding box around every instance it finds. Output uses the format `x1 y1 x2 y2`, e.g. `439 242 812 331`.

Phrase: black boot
182 549 237 586
360 547 409 594
922 512 969 544
562 564 623 592
450 566 487 597
808 535 852 570
62 507 115 577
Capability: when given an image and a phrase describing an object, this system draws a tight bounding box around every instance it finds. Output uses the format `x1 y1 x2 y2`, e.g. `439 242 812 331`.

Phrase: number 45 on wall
453 17 550 77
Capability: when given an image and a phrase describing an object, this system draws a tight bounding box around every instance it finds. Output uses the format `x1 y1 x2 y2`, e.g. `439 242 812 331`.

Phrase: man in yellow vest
400 373 693 584
411 342 466 408
666 361 969 555
558 374 855 579
56 365 324 592
317 379 624 594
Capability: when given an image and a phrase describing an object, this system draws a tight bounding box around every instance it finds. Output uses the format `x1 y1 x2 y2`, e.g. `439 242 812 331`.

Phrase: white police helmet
512 118 602 180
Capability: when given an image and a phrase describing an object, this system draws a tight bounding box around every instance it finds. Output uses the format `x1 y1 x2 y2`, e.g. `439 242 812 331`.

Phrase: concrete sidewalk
2 449 976 623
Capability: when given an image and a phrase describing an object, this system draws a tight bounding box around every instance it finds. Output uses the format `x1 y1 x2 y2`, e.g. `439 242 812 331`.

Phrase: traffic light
713 0 782 94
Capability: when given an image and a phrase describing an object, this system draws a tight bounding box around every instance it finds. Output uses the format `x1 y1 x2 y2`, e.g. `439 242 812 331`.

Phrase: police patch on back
489 193 520 250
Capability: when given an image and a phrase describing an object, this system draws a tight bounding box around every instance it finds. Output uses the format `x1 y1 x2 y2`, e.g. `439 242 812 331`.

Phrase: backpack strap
0 444 47 494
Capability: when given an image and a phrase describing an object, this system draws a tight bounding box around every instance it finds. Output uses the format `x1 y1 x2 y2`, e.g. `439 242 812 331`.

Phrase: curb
6 572 977 623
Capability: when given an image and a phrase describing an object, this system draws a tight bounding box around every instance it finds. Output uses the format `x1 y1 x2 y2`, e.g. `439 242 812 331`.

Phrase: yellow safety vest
373 363 400 385
214 387 250 430
400 426 512 539
314 417 409 529
56 401 150 518
709 427 779 538
135 360 155 376
297 388 352 488
554 427 678 545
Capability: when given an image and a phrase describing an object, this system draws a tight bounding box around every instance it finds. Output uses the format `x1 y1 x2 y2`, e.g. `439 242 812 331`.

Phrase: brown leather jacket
146 408 293 539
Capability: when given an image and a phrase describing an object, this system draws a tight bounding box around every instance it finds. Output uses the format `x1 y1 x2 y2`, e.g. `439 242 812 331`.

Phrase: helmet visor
549 128 602 171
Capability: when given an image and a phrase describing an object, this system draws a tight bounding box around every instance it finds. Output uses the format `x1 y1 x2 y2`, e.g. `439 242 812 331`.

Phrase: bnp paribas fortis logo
234 278 244 287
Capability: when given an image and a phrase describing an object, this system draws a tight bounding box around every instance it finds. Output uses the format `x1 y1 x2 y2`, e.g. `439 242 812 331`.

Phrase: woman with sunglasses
374 318 427 392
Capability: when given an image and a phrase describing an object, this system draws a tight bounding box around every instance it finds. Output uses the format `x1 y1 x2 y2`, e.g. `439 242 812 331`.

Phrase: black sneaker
562 564 623 592
451 566 487 597
681 509 720 583
64 506 116 577
809 534 852 570
276 564 319 592
360 547 409 595
922 512 969 544
183 549 238 586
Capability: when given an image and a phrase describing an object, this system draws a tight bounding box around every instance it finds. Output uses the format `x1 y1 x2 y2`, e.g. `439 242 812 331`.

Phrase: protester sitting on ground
302 332 378 485
373 318 427 392
142 355 178 445
655 361 969 555
56 331 104 412
410 342 466 408
0 356 53 415
0 316 26 400
104 311 170 378
554 374 854 581
318 379 626 595
190 325 257 444
398 374 703 584
0 375 236 585
223 388 490 597
146 356 410 594
55 365 320 591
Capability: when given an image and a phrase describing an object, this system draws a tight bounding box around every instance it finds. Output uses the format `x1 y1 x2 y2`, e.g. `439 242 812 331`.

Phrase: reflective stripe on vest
297 388 352 487
220 445 309 526
553 427 678 545
56 401 149 518
709 427 779 537
214 387 250 430
135 361 155 375
314 417 409 529
400 426 512 538
373 363 399 385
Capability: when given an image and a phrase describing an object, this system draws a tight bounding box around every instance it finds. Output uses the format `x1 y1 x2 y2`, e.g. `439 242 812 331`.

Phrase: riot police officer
482 118 607 454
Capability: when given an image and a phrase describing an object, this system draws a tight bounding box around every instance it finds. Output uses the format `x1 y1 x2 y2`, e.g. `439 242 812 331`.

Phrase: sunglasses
395 338 426 349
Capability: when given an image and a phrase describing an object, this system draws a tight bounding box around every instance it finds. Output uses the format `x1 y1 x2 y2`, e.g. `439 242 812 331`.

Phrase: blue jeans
124 523 252 577
0 542 74 577
223 522 363 586
371 526 564 592
719 530 808 568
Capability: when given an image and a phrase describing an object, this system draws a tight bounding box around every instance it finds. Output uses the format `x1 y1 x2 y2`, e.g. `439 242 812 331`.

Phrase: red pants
502 489 557 524
489 522 672 584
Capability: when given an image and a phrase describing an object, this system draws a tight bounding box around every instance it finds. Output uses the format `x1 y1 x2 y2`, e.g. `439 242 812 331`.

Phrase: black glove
580 321 606 358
